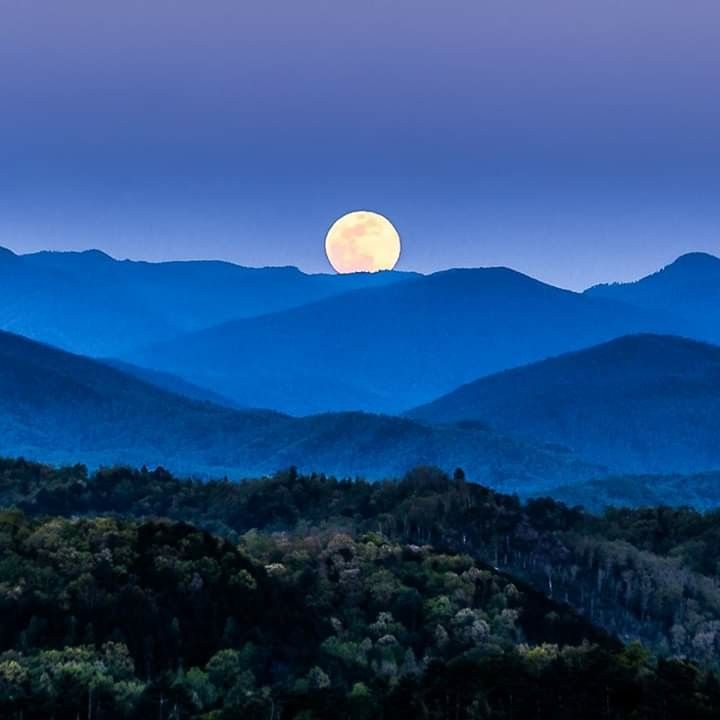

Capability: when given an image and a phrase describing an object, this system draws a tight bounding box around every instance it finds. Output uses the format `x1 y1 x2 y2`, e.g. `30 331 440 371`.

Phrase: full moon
325 210 401 273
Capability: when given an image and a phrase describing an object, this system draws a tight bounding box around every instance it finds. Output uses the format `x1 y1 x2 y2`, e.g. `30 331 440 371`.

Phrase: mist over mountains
1 247 720 490
126 266 676 414
409 334 720 474
0 329 597 488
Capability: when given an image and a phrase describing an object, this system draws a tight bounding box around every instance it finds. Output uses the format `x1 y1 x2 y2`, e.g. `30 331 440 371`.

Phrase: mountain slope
126 267 676 415
0 246 414 355
544 471 720 512
586 252 720 344
103 358 244 408
0 330 598 487
409 334 720 473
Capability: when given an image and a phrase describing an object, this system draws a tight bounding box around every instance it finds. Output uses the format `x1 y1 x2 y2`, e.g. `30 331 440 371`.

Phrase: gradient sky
1 0 719 289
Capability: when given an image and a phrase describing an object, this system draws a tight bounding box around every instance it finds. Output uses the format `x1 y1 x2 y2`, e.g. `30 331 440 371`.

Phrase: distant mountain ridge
0 329 598 488
585 252 720 344
544 471 720 512
409 334 720 474
4 245 719 417
126 266 677 414
0 246 416 355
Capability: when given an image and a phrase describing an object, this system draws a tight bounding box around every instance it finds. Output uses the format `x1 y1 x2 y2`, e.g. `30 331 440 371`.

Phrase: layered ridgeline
0 246 415 356
0 330 597 488
4 247 719 416
126 267 675 415
3 461 720 719
546 471 720 512
586 252 720 345
409 334 720 474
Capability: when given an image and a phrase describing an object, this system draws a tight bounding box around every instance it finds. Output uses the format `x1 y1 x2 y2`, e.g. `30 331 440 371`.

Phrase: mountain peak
81 248 114 260
662 252 720 274
408 333 720 474
583 252 720 347
595 332 707 351
64 248 116 264
587 251 720 294
627 251 720 292
25 247 116 266
426 265 561 294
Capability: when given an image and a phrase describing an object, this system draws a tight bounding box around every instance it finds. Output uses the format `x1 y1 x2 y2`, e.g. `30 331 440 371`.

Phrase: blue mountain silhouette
127 267 677 414
586 252 720 344
409 334 720 473
0 246 415 355
0 329 597 488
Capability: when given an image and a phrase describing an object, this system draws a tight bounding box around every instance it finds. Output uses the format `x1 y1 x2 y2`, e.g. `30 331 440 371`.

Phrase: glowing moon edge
324 210 401 274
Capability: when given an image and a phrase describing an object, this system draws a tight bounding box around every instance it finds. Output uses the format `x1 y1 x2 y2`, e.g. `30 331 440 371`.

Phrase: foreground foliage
3 458 720 717
1 510 720 719
4 458 720 665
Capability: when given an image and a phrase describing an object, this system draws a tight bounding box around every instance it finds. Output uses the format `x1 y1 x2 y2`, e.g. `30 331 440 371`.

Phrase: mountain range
544 470 720 512
409 334 720 473
2 246 720 491
586 252 720 345
0 245 414 356
126 266 676 414
0 329 597 488
4 246 719 417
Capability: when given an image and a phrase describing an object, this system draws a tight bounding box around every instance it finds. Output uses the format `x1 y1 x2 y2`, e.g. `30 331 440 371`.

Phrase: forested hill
0 329 599 488
409 334 720 474
2 459 720 719
3 511 710 720
5 458 720 671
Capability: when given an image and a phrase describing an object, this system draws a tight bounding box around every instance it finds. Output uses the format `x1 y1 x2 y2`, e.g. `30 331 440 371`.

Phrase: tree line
2 458 720 717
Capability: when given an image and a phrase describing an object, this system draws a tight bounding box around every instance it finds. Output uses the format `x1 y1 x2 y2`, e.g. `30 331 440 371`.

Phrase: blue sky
1 0 719 289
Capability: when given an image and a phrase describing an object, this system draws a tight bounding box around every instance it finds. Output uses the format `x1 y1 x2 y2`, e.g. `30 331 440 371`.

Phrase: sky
1 0 719 289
